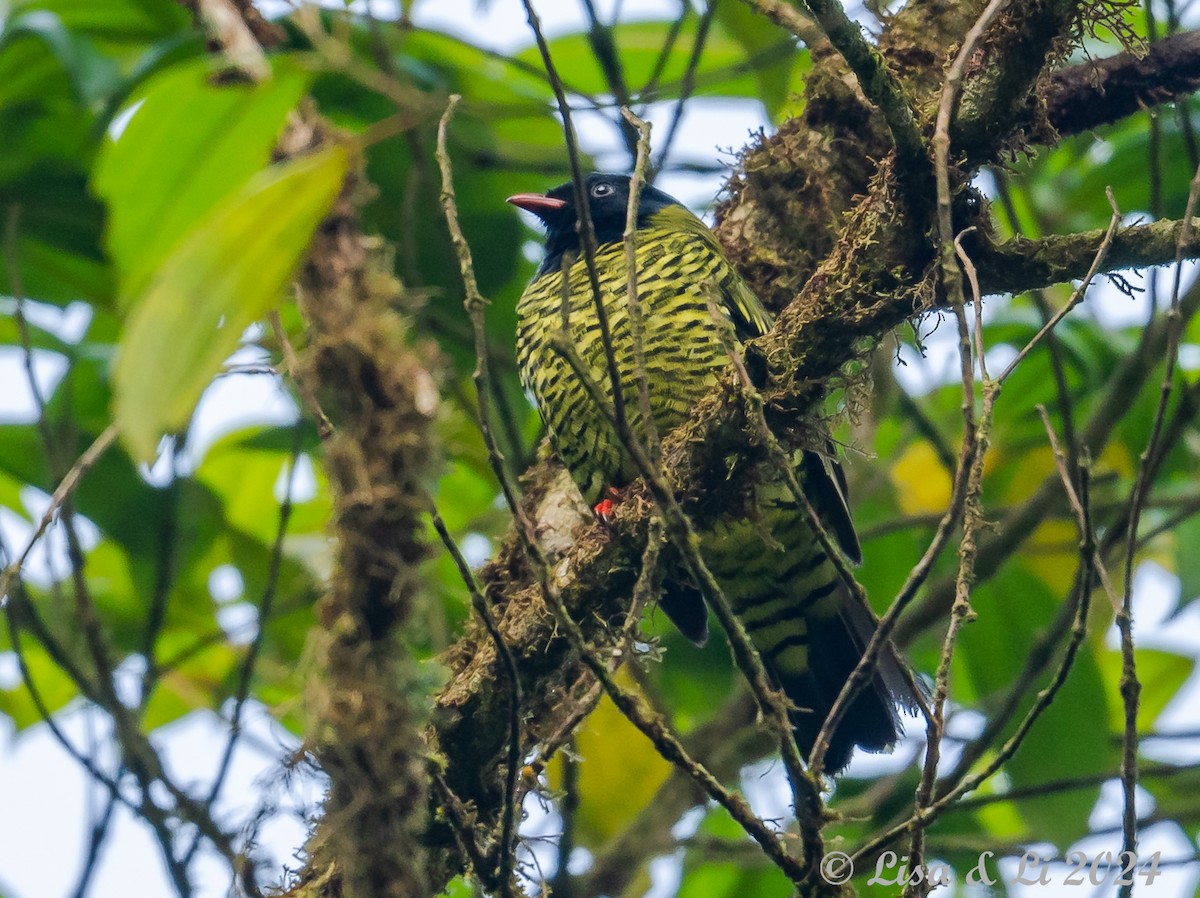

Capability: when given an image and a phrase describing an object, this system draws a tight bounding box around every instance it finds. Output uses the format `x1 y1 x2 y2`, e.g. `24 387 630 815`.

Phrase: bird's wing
802 446 863 565
654 206 858 559
722 271 775 343
652 205 775 340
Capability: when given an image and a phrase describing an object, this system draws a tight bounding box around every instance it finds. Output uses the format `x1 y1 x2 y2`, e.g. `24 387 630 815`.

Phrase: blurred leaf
1144 765 1200 821
1175 514 1200 606
1098 647 1194 733
515 16 796 105
889 440 953 515
712 0 800 117
677 807 791 898
114 145 347 460
142 630 240 729
640 619 738 734
0 18 75 110
676 861 791 898
194 430 306 544
959 564 1114 848
0 168 113 305
386 29 554 110
549 678 673 846
438 875 475 898
0 9 122 105
93 55 312 304
8 0 190 42
0 636 80 729
1024 109 1200 232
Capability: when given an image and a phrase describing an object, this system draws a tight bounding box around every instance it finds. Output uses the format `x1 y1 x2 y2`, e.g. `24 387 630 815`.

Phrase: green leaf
514 17 795 104
0 636 81 729
114 145 348 461
712 0 800 117
959 565 1114 848
8 0 190 42
1176 514 1200 607
676 808 792 898
1144 764 1200 822
142 630 240 729
1098 647 1194 732
93 55 313 305
0 9 122 105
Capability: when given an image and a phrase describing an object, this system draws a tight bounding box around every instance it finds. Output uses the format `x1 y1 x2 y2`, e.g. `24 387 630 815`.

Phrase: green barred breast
515 205 767 504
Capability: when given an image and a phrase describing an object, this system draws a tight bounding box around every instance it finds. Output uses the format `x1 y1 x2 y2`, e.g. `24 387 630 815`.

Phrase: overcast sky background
1 1 1199 896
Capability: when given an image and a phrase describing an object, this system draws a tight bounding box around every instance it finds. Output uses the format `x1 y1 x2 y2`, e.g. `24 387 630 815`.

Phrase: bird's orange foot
593 487 621 524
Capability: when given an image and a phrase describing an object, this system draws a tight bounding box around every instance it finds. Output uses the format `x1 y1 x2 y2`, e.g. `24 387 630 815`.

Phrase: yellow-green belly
516 230 735 503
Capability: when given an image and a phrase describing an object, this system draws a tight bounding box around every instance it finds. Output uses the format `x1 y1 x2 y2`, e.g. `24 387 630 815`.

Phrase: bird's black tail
769 582 922 775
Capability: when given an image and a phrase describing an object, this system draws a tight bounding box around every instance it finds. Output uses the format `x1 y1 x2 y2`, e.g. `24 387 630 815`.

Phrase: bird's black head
508 173 682 276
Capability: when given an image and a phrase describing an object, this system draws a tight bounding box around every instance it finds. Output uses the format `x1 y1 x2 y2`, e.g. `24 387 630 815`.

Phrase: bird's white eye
590 182 615 198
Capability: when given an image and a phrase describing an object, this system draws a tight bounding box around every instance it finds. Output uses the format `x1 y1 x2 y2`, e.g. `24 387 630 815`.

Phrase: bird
507 172 919 774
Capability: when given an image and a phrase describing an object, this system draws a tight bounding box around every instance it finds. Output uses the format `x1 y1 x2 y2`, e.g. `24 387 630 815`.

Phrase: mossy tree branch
292 163 442 898
1042 28 1200 136
974 216 1200 295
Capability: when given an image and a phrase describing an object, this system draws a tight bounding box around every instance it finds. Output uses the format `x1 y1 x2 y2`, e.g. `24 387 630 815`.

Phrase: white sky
1 2 1198 897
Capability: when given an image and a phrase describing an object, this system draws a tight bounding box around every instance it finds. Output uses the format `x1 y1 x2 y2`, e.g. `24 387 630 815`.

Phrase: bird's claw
593 487 621 524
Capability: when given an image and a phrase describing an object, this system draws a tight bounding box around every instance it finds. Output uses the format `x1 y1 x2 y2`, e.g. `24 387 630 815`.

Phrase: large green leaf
514 15 797 104
8 0 190 42
93 55 313 305
113 145 348 460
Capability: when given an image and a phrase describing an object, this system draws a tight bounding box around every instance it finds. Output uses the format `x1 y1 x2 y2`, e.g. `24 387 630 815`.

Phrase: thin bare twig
0 423 120 607
655 2 718 174
548 738 580 897
437 99 527 895
579 0 640 160
517 9 831 873
1115 156 1200 897
428 494 524 893
69 790 118 898
907 5 1010 888
520 0 633 447
641 1 693 101
704 298 928 780
621 109 660 464
993 170 1080 472
269 309 333 440
185 425 304 866
854 421 1098 868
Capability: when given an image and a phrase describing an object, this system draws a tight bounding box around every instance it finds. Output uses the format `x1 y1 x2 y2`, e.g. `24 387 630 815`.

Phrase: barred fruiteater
508 172 919 773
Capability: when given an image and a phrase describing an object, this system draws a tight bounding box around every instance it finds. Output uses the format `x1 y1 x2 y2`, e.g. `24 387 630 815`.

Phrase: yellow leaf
1096 441 1134 480
1004 445 1056 503
1022 519 1079 594
548 673 673 846
889 441 952 514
